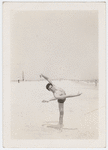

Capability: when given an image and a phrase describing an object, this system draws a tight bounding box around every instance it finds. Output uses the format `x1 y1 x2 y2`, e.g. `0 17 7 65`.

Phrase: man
40 74 82 129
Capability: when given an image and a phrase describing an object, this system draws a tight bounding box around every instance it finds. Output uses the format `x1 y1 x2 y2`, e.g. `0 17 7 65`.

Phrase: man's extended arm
42 98 57 103
40 74 53 84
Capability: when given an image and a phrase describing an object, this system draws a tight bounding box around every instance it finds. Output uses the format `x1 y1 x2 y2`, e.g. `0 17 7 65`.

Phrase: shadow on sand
42 123 77 131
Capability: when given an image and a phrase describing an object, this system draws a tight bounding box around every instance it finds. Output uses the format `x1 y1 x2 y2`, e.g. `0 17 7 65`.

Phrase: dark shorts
58 99 66 103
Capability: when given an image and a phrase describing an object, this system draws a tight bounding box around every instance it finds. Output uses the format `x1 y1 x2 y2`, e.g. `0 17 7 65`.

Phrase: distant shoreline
11 79 98 83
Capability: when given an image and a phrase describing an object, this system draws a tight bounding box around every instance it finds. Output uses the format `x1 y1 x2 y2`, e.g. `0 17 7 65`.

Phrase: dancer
40 74 82 129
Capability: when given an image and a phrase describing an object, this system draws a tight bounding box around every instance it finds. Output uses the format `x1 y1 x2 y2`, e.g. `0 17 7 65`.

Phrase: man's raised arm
40 74 53 84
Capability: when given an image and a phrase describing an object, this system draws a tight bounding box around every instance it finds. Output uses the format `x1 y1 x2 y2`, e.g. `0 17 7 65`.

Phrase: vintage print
3 2 106 148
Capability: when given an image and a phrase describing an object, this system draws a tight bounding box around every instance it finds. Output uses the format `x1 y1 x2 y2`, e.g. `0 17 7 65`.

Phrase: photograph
3 2 106 148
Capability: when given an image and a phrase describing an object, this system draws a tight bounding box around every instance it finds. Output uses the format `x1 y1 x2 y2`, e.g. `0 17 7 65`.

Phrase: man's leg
58 103 64 126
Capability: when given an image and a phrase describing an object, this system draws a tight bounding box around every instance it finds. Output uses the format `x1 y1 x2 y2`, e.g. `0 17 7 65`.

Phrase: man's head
46 83 53 91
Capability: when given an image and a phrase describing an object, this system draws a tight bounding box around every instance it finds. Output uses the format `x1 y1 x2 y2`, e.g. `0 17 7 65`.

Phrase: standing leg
58 103 64 126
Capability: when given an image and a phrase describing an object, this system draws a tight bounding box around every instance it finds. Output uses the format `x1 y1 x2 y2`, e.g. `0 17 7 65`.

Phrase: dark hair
46 83 53 90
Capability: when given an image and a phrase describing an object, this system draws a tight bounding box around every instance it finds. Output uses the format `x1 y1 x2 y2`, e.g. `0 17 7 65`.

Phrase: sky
11 11 98 81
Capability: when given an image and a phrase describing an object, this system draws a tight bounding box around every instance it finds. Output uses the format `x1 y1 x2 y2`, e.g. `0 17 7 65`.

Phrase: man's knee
60 111 64 116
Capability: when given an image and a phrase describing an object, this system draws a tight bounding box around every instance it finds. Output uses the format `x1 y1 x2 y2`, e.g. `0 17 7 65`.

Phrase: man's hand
42 100 49 103
40 74 43 78
77 92 82 96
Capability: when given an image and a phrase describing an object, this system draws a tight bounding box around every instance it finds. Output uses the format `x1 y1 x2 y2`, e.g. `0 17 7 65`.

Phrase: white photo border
2 2 106 148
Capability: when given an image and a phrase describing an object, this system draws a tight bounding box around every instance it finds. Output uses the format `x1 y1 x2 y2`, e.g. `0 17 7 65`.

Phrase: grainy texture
11 80 99 139
3 2 105 148
11 11 98 81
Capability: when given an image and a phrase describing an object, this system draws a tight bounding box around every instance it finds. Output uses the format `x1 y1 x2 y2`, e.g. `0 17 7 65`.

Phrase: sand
11 80 99 139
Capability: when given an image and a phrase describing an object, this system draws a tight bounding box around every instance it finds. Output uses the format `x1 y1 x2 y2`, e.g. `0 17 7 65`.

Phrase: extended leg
58 103 64 126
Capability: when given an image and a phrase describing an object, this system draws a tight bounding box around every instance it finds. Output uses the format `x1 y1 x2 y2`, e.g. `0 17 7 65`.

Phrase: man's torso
53 86 66 103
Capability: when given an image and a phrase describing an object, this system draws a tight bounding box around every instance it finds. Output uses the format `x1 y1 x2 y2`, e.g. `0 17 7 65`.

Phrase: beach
11 80 99 139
